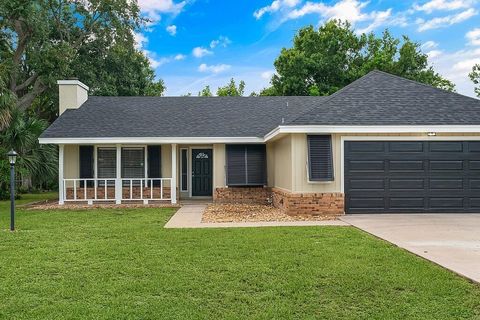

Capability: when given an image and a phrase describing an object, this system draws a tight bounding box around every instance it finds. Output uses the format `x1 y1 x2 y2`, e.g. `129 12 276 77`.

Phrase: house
39 71 480 215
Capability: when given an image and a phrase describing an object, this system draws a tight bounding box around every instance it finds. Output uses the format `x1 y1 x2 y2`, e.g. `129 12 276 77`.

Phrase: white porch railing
62 178 172 203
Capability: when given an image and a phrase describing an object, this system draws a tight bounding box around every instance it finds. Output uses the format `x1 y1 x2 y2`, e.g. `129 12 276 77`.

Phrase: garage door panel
428 141 464 152
467 142 480 152
429 197 464 209
470 198 480 208
389 179 425 189
349 179 384 190
347 160 385 172
470 180 480 189
388 141 424 152
345 140 479 214
348 197 385 209
347 141 385 152
469 161 480 170
429 179 464 190
389 160 424 171
389 197 425 209
430 160 464 171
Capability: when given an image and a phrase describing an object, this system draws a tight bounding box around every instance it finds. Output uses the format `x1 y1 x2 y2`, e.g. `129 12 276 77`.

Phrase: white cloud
133 32 148 50
428 47 480 96
138 0 186 23
284 0 393 33
261 70 275 80
422 40 439 50
416 8 477 31
174 54 186 60
254 0 300 19
166 25 177 36
413 0 473 13
466 28 480 46
426 50 443 58
198 63 231 73
210 36 231 48
192 47 213 58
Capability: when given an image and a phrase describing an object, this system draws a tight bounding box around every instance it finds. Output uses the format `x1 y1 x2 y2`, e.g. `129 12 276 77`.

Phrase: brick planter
214 187 272 205
214 187 344 217
272 188 344 217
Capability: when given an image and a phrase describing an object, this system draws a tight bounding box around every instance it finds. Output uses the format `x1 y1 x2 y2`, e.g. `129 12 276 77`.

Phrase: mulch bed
202 203 336 223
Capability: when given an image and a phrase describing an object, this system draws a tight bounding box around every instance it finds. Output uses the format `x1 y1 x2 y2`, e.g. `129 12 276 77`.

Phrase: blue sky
135 0 480 97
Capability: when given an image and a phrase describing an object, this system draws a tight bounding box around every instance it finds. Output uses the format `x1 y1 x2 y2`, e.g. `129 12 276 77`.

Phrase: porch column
58 144 64 205
115 144 122 204
171 144 177 204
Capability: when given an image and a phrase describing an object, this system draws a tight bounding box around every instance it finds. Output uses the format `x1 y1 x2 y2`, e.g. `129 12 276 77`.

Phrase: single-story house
39 70 480 215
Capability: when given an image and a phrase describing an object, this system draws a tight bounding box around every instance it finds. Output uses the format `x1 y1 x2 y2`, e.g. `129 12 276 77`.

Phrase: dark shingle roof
290 70 480 125
41 71 480 139
40 96 325 138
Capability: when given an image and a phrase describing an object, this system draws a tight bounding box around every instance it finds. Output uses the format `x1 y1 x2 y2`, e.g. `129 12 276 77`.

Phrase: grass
0 194 479 319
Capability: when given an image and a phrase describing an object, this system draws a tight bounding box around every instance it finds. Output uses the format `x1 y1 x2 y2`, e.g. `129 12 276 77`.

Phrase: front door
191 149 213 196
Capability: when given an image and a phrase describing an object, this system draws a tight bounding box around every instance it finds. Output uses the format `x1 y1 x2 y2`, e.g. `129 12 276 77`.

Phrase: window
181 149 188 191
226 144 266 186
307 135 333 181
121 147 145 178
97 148 116 178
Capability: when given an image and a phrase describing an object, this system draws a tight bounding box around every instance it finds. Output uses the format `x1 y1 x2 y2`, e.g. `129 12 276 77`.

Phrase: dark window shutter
226 145 247 185
148 146 161 187
226 144 266 186
79 146 94 187
308 135 333 181
181 149 188 191
246 145 266 185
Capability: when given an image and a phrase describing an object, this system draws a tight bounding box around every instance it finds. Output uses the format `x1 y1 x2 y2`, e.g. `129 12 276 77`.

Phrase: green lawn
0 194 479 319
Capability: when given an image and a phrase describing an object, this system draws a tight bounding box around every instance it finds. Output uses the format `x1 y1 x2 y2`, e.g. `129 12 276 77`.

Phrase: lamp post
7 150 17 231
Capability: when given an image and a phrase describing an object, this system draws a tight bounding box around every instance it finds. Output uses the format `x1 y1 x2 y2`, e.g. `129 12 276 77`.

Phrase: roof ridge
285 71 379 125
369 69 480 102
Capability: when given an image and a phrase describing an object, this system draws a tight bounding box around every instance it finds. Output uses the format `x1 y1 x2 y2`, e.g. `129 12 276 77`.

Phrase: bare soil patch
202 203 336 223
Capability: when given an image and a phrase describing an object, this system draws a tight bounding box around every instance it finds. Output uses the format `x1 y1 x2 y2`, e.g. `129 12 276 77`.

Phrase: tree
217 78 246 96
198 85 213 97
469 64 480 97
269 20 454 96
0 0 164 118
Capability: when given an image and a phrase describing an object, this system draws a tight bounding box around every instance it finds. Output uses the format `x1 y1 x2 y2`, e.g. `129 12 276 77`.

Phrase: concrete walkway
164 205 348 228
341 214 480 283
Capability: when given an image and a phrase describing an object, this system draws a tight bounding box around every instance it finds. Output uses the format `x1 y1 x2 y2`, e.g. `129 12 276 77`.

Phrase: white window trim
340 135 480 193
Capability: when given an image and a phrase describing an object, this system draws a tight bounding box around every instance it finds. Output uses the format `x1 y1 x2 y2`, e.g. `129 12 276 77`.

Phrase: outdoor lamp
8 150 17 165
7 150 17 231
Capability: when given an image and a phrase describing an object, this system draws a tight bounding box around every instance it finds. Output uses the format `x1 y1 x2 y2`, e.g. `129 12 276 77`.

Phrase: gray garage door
344 141 480 214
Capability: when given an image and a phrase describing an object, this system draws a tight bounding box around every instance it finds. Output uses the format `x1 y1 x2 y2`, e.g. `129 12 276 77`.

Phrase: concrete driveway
340 214 480 283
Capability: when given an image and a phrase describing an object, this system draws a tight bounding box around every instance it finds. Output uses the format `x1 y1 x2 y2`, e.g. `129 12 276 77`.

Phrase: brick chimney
57 78 89 115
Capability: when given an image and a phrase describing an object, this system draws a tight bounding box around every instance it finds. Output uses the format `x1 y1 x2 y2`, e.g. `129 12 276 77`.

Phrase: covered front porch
58 143 179 205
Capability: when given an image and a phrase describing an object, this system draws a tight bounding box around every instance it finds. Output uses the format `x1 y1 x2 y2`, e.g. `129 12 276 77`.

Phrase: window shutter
97 148 117 178
246 145 266 185
226 144 266 186
226 145 247 185
308 135 333 181
147 146 161 178
79 146 94 187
